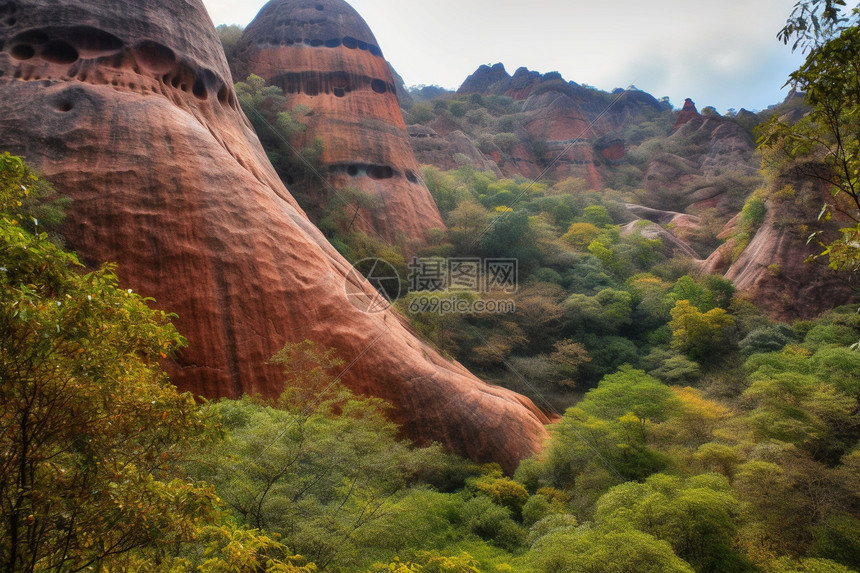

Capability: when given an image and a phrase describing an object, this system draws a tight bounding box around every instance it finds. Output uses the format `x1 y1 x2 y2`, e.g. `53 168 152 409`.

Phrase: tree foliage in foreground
762 11 860 285
0 154 312 572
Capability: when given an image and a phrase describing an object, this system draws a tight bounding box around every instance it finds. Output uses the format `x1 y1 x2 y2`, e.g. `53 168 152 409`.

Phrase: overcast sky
201 0 807 113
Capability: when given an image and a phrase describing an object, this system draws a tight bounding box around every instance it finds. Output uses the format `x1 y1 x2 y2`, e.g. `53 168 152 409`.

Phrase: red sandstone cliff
233 0 443 245
0 0 549 472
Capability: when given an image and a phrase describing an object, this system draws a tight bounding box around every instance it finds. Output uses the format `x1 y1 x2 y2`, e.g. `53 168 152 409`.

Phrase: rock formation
451 63 668 188
721 188 856 320
408 125 502 175
0 0 549 472
673 98 702 130
233 0 443 245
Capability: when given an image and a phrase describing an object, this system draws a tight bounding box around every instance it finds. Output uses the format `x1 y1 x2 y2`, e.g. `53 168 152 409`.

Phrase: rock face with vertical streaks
234 0 444 245
0 0 549 473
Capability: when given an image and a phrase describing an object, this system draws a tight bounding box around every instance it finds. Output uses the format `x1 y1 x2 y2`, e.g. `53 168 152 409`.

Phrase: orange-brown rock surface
723 193 856 320
233 0 443 245
673 98 702 130
0 0 549 472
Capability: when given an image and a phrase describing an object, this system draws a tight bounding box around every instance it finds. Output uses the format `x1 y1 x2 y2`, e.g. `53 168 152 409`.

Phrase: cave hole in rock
325 38 341 48
192 78 207 99
370 79 387 94
217 84 229 105
357 40 368 51
55 99 73 112
342 36 357 49
16 30 47 45
0 70 4 77
133 40 176 73
66 26 123 55
366 165 393 180
103 53 124 68
347 165 358 176
369 44 382 57
333 88 345 97
42 40 78 64
405 170 418 184
10 43 33 60
309 38 323 47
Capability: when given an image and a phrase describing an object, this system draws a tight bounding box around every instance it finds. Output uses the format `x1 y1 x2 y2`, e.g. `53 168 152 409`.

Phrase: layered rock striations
234 0 443 245
0 0 549 472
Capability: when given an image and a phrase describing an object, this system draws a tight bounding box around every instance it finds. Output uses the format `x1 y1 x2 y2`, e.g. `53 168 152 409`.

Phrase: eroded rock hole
309 38 323 47
10 43 33 60
366 165 393 180
192 78 207 99
406 170 418 183
55 99 73 112
342 36 357 49
347 165 358 176
42 40 78 64
218 84 229 104
325 38 341 48
133 40 176 73
357 40 368 51
369 45 382 57
332 71 348 89
15 30 47 45
333 88 345 97
66 26 123 54
371 79 387 94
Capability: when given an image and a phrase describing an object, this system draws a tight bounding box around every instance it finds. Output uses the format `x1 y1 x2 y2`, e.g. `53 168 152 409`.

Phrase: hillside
0 0 859 570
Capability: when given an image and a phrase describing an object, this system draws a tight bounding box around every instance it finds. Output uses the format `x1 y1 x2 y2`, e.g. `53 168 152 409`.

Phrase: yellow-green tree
670 300 735 363
0 156 218 571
